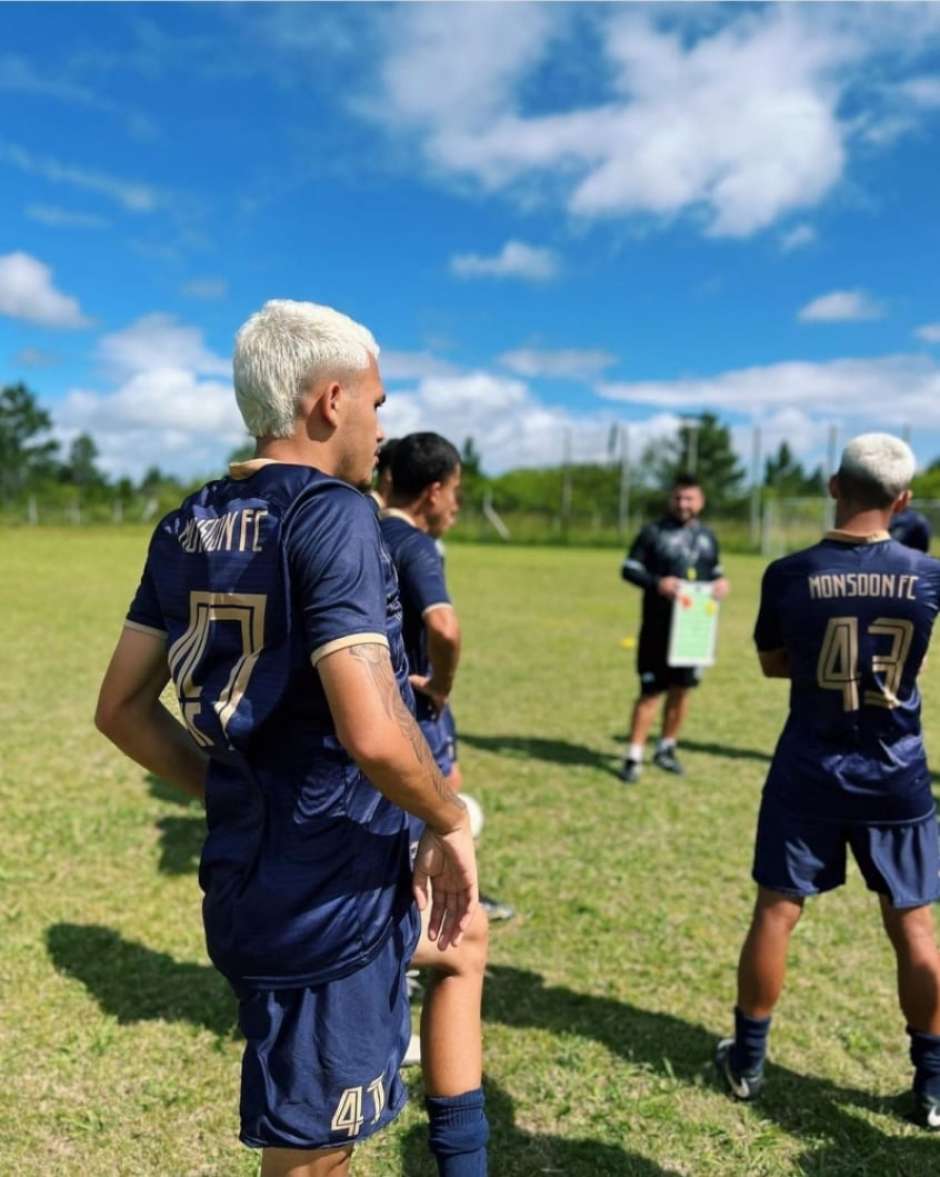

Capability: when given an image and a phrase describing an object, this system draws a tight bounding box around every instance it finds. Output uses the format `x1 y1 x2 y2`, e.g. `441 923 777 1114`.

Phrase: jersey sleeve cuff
124 619 168 639
310 632 389 668
421 602 453 617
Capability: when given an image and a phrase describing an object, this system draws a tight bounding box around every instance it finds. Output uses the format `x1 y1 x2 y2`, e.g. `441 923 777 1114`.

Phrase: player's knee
755 889 803 931
883 904 940 960
432 908 488 980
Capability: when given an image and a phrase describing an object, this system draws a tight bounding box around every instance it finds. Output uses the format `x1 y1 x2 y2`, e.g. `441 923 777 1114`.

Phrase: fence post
618 425 631 541
27 495 38 525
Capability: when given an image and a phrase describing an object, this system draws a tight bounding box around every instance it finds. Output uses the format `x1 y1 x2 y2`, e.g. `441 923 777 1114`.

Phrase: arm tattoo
349 644 453 804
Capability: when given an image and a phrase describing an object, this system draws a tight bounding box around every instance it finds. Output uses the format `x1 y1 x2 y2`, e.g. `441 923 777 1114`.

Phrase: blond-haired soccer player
718 434 940 1129
96 300 488 1175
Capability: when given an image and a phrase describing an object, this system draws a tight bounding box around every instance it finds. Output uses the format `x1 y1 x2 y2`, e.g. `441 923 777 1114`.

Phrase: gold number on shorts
330 1086 364 1138
167 591 267 748
818 615 915 712
330 1076 385 1138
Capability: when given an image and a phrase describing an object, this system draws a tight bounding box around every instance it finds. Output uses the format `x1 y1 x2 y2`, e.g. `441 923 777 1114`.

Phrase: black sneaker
620 758 642 784
480 893 515 922
652 746 684 774
715 1037 765 1101
913 1090 940 1130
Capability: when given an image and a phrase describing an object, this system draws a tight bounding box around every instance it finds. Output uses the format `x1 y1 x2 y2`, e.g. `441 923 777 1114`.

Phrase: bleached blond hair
233 300 379 439
837 432 915 508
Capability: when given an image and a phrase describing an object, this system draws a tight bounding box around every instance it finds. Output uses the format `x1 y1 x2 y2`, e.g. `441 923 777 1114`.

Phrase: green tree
647 412 746 506
62 433 105 488
764 441 824 495
0 383 60 501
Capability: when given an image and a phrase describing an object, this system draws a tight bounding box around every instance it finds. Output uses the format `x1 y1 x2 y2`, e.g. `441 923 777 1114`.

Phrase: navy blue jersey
889 507 931 553
126 460 415 988
378 510 450 692
754 530 940 822
622 515 723 629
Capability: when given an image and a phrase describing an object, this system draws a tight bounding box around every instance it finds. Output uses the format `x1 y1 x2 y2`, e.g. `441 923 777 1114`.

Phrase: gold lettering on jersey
179 508 269 554
808 572 918 600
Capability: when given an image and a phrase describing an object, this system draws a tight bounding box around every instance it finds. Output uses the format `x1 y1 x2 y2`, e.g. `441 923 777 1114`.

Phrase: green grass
3 528 939 1175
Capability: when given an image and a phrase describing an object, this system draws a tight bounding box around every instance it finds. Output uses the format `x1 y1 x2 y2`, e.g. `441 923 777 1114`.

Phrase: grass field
3 528 940 1176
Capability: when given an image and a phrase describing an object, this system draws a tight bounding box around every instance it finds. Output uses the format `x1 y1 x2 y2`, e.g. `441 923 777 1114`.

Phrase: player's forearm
355 726 467 833
321 643 466 833
96 699 208 802
426 624 460 696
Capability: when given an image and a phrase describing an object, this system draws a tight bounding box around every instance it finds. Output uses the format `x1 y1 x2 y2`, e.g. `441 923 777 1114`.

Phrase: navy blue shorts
236 905 422 1151
753 793 940 909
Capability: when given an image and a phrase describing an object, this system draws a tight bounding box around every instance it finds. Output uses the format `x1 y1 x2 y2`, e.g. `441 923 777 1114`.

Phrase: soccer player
620 473 729 782
381 432 514 923
717 433 940 1129
890 504 932 552
95 301 489 1176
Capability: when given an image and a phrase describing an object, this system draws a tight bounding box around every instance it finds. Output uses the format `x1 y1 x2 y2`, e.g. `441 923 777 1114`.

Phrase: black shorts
637 619 701 695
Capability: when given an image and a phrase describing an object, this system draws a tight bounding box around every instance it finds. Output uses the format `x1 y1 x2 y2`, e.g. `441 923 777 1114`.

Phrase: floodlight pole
750 424 762 549
561 428 573 540
618 425 631 540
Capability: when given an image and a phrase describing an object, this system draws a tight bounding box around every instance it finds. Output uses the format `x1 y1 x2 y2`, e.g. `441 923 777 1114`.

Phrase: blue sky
3 2 940 479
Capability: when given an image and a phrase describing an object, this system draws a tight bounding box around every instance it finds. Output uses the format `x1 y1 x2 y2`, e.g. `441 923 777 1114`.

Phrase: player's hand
711 578 730 601
409 674 448 716
657 576 681 599
412 812 478 951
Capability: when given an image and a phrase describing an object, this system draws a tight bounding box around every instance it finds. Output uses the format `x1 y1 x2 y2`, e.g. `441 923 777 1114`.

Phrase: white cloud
916 323 940 344
499 348 618 381
97 314 230 379
380 350 460 381
731 408 832 469
0 251 90 328
56 369 245 481
597 353 940 431
364 6 861 237
356 6 940 238
26 203 110 229
1 140 159 212
450 240 560 282
13 346 59 368
181 277 228 300
779 223 816 252
379 369 678 472
798 289 884 322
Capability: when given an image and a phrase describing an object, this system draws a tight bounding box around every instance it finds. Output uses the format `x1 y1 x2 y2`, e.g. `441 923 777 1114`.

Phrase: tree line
6 382 940 529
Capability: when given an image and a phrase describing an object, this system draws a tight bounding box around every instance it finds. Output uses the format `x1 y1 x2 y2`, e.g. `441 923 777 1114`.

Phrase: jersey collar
380 506 420 529
824 528 891 544
229 458 284 480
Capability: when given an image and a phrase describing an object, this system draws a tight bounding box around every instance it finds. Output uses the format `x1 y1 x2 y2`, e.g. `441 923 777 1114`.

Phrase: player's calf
412 907 489 1175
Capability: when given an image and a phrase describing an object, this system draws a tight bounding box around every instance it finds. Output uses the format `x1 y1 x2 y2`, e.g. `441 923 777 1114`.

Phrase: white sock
628 743 644 763
658 737 676 752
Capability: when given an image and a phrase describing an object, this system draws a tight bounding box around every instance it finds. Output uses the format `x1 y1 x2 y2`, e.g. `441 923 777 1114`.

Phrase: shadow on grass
147 773 204 875
46 923 236 1037
399 1078 680 1177
485 965 930 1176
676 738 772 764
460 733 622 780
45 931 928 1171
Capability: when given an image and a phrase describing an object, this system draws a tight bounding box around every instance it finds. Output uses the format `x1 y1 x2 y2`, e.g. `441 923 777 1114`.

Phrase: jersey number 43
817 616 914 711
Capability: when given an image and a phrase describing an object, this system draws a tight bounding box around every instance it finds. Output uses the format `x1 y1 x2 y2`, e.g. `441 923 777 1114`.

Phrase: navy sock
908 1027 940 1098
426 1087 489 1176
730 1007 771 1075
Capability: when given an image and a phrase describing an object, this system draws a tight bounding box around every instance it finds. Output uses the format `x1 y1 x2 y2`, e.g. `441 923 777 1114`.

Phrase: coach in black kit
620 473 729 782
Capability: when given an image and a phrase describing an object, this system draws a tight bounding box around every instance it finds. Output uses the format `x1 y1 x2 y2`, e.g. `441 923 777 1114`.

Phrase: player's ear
828 473 840 500
320 381 343 428
893 489 912 514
